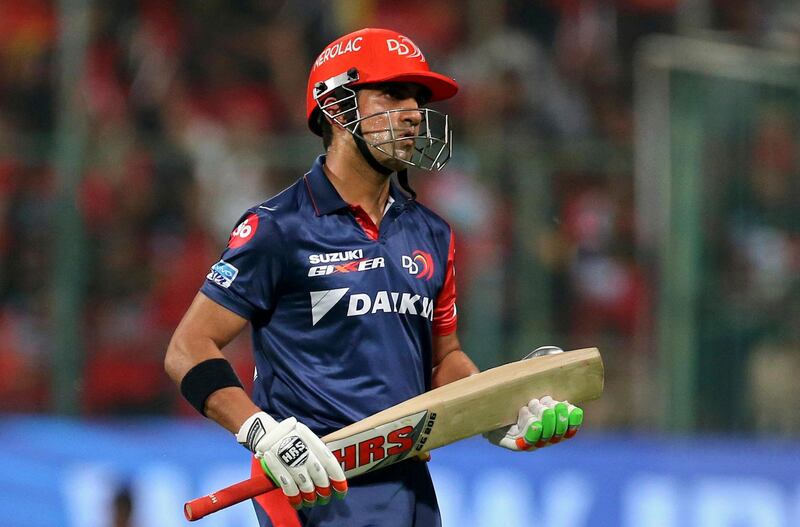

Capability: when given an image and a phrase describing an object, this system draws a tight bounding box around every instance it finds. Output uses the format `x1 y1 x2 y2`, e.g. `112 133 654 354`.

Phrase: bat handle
184 473 276 521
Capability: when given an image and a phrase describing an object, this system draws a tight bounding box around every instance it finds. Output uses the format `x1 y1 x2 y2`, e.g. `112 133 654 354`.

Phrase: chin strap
353 124 416 201
354 124 393 176
397 169 416 201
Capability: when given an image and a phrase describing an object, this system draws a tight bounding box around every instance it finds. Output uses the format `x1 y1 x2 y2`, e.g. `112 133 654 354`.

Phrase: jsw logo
386 37 425 61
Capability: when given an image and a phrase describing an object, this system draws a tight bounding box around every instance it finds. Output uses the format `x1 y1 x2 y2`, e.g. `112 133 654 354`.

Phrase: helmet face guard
314 68 452 172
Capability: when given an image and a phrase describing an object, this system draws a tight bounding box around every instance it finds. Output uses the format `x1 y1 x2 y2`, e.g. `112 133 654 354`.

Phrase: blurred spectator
747 287 800 436
694 95 799 430
449 28 593 142
0 0 795 435
110 485 133 527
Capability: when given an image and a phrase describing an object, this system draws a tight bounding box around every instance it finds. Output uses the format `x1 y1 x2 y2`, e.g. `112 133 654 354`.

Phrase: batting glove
484 396 583 451
236 412 348 509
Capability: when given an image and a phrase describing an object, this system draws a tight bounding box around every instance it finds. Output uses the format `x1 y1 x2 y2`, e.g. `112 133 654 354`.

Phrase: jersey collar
304 155 410 216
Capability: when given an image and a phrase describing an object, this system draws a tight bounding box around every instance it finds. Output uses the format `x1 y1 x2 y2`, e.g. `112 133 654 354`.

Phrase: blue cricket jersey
201 155 457 436
201 155 456 526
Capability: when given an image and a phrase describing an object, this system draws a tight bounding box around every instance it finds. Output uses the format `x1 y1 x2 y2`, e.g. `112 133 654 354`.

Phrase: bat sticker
327 410 428 477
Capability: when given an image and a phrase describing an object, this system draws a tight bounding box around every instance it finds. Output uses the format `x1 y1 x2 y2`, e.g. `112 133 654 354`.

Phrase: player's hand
236 412 347 509
483 396 583 451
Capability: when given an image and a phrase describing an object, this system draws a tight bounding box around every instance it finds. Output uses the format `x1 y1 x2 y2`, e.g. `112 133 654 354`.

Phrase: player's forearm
165 333 258 433
204 386 262 433
431 349 479 388
164 331 225 387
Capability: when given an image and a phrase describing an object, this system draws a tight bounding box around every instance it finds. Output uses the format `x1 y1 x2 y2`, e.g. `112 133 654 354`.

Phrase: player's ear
322 96 346 126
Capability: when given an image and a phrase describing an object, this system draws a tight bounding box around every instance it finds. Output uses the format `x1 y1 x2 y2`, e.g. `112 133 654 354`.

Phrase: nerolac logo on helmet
314 36 364 69
313 33 425 70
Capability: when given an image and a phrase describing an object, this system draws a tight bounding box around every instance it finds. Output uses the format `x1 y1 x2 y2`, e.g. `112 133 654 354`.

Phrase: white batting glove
236 412 348 509
484 396 583 451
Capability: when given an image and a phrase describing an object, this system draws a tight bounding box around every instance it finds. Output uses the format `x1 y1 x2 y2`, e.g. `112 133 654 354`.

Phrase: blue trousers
253 460 441 527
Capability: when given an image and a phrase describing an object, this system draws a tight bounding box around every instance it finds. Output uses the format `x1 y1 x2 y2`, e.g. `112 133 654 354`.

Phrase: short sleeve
200 208 283 320
432 228 457 336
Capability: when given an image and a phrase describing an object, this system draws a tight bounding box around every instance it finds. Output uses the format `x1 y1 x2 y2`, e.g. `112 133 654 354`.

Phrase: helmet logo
314 36 364 69
386 37 426 62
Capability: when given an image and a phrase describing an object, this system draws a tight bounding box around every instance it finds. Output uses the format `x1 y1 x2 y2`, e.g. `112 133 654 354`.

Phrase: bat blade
184 347 603 520
325 347 603 477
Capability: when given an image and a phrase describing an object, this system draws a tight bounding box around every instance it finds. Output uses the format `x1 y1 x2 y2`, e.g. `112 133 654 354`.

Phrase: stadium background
1 0 798 525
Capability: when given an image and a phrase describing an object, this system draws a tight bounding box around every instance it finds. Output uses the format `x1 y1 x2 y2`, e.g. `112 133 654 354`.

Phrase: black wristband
180 358 244 416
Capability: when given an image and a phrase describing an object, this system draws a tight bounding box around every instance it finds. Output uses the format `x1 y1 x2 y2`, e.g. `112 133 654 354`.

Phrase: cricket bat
184 347 603 520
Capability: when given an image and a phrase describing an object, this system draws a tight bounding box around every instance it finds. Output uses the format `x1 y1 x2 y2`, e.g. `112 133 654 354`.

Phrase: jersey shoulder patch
224 182 301 251
228 212 260 248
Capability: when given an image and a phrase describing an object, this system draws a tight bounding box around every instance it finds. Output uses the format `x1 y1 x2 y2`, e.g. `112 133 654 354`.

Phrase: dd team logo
386 36 425 61
402 250 434 280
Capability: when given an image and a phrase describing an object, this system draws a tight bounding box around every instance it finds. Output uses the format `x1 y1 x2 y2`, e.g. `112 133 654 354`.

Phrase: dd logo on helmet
386 37 425 61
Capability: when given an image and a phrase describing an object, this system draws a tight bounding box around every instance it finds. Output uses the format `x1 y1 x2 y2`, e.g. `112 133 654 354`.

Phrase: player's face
356 83 427 171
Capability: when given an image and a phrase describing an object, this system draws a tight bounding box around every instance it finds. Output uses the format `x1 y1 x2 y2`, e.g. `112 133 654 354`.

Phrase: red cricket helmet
306 28 459 136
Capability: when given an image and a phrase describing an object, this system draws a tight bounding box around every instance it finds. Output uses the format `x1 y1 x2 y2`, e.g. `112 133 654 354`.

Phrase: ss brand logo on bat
414 412 437 451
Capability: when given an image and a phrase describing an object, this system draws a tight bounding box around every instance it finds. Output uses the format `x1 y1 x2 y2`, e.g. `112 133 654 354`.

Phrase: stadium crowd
0 0 797 432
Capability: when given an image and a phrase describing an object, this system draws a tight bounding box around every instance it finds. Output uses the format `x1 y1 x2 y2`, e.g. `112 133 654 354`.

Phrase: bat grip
184 473 275 521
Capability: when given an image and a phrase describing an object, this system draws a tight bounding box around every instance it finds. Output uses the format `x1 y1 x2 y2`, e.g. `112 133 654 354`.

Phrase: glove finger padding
268 425 321 507
515 405 541 450
540 395 576 443
483 404 538 451
564 402 583 438
260 452 303 509
239 412 348 509
525 398 552 447
282 456 319 507
296 423 348 501
294 423 336 504
536 396 561 444
484 397 584 451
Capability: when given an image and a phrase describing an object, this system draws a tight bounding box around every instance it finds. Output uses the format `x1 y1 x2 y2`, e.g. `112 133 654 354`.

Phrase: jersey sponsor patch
308 249 363 265
308 257 385 277
228 213 259 249
310 288 350 326
348 291 433 320
207 260 239 288
401 250 434 280
310 288 433 326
